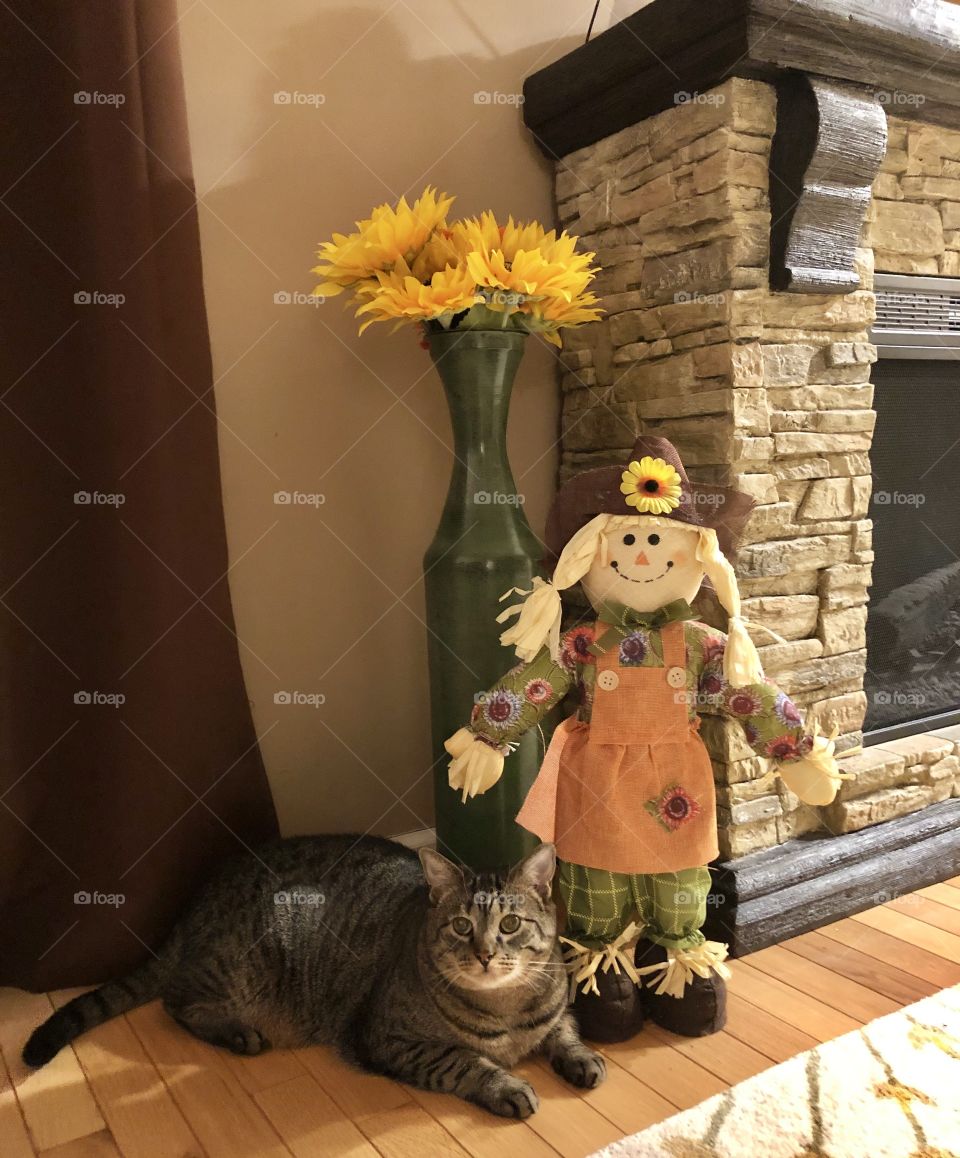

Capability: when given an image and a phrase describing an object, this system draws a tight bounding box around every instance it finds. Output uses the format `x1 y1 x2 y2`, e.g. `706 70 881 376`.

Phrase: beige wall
176 0 644 836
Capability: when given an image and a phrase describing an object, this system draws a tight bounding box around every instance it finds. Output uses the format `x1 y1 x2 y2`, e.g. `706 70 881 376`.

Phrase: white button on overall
666 666 687 689
597 670 619 691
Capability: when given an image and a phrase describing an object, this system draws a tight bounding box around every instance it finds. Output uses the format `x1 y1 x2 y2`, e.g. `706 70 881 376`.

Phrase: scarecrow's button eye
622 533 635 546
648 534 661 546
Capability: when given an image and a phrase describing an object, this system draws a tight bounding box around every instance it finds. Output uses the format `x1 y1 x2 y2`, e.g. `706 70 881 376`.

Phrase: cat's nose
634 551 649 566
474 950 493 969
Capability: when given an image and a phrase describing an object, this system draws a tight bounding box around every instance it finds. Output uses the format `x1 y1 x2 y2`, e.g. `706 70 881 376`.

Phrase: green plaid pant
558 860 711 952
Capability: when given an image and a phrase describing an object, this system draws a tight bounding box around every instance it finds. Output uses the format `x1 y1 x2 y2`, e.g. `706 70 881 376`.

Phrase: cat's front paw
475 1073 539 1119
552 1047 606 1089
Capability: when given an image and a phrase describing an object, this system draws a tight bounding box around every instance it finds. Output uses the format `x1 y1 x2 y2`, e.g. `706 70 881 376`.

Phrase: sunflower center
643 479 660 493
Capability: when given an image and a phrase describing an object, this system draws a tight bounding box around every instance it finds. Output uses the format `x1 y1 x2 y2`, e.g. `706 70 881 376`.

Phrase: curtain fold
0 0 279 989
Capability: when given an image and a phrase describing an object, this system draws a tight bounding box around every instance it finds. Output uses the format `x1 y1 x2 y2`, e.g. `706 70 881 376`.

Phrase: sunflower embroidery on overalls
645 784 701 832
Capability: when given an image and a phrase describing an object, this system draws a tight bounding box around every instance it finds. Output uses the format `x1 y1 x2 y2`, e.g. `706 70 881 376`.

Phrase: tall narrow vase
424 329 543 871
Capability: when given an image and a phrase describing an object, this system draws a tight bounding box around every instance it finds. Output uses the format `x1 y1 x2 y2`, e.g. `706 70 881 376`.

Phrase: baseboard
704 798 960 957
391 827 436 851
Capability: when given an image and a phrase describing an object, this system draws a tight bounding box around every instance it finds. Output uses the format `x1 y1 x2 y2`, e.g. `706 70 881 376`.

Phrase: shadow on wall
184 0 596 836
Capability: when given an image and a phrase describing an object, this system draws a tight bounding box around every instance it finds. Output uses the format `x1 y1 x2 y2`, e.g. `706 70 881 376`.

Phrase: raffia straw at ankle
635 939 731 999
559 921 642 999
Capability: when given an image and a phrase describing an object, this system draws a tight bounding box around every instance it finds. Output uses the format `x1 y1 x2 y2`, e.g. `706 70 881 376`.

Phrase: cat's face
420 844 558 992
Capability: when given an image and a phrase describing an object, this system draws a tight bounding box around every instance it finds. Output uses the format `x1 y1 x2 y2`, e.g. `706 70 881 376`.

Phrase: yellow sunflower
520 292 604 344
620 456 683 514
354 259 482 333
312 186 454 297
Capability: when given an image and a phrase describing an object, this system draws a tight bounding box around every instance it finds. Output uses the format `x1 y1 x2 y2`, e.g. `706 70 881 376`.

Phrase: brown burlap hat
545 435 755 560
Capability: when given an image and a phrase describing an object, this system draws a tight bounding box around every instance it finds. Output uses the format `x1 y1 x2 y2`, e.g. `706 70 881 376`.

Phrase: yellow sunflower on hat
620 456 683 515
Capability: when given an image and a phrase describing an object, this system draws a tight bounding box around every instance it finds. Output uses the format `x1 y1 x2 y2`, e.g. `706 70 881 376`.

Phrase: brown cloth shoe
571 966 645 1044
634 939 727 1037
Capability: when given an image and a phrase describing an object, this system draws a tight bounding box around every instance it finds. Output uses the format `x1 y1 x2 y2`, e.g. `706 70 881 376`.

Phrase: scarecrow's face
581 520 704 614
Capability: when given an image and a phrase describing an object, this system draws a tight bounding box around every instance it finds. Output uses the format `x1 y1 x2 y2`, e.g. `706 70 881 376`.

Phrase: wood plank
514 1060 623 1158
784 931 936 1005
125 1002 289 1158
254 1073 379 1158
818 917 960 989
852 904 960 963
643 1022 772 1085
534 1053 675 1138
219 1049 306 1096
355 1103 469 1158
0 1041 35 1158
723 992 819 1063
919 882 960 911
887 893 960 937
0 988 105 1152
47 990 200 1158
746 943 901 1022
601 1031 727 1111
407 1082 558 1158
298 1045 411 1120
39 1131 122 1157
726 961 861 1042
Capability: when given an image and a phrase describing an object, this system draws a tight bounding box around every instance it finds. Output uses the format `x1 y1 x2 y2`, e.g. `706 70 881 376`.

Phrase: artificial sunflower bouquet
312 186 602 346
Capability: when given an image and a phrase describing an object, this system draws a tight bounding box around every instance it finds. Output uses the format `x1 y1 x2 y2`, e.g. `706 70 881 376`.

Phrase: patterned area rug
592 987 960 1158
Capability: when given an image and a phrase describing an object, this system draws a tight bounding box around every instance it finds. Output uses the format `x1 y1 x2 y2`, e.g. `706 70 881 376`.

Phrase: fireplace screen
865 358 960 735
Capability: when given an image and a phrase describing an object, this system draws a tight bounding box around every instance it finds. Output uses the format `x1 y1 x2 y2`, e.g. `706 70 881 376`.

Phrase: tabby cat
23 834 604 1118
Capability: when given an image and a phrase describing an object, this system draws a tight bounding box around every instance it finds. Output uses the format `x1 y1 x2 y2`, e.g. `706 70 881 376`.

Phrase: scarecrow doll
444 436 845 1042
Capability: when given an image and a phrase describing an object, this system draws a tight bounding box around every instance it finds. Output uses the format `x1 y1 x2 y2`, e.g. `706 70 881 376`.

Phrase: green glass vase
424 328 543 871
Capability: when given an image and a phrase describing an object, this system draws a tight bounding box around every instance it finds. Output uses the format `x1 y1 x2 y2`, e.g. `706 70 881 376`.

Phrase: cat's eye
451 916 472 936
499 914 521 934
647 533 661 546
622 533 636 546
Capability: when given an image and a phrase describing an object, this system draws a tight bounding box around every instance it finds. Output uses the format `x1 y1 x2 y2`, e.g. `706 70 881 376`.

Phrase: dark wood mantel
525 0 960 293
524 0 960 160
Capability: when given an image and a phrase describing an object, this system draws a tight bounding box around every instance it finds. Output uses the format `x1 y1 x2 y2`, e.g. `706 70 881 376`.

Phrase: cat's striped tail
22 956 165 1068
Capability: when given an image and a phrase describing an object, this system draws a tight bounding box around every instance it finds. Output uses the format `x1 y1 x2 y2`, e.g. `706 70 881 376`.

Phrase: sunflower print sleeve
688 622 813 764
467 637 575 751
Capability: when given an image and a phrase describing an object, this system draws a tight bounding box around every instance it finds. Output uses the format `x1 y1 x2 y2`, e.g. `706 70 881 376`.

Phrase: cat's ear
419 848 466 903
508 842 556 901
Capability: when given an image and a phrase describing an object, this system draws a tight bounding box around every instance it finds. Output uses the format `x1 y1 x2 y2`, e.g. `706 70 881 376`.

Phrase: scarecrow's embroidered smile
610 559 674 584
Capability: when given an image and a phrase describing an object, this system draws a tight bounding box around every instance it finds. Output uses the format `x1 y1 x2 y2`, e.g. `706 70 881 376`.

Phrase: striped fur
22 834 603 1117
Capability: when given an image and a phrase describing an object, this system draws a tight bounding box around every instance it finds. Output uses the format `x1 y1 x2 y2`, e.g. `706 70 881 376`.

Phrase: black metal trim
865 707 960 746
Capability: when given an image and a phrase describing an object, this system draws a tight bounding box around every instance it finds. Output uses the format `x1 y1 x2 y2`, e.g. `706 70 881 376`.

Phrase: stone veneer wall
554 77 960 859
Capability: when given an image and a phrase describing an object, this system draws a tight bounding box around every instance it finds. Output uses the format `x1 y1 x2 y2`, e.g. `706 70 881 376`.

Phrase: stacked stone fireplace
551 77 960 864
523 0 960 949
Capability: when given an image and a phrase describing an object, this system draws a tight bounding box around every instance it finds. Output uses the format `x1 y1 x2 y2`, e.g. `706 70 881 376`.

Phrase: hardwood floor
2 877 960 1158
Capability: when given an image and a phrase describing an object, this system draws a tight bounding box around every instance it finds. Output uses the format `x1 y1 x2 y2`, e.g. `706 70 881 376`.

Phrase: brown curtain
0 2 278 989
